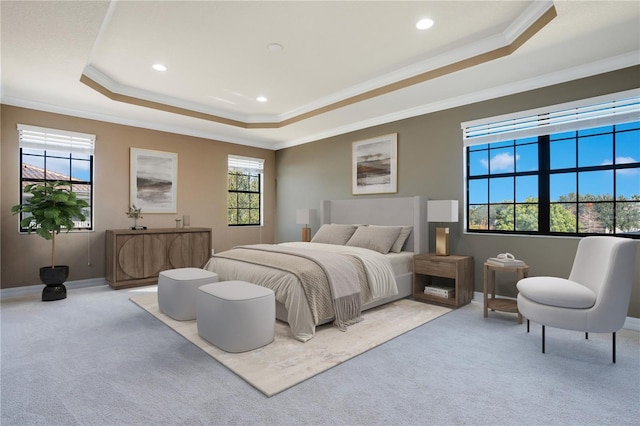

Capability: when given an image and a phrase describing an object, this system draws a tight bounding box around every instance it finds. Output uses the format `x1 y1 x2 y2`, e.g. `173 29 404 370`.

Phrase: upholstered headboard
319 196 428 253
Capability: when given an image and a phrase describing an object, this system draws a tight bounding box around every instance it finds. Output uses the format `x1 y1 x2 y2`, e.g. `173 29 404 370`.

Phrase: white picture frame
352 133 397 195
130 148 177 213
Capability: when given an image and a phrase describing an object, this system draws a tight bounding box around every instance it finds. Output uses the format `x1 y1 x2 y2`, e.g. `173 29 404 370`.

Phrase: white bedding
278 242 399 299
385 250 415 275
204 242 408 342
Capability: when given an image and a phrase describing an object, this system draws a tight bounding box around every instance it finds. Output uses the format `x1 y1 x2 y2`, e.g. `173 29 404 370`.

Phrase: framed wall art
130 148 177 213
352 133 397 195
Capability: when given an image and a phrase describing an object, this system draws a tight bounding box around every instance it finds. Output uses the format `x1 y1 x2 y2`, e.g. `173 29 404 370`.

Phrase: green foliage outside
470 194 640 234
227 171 261 225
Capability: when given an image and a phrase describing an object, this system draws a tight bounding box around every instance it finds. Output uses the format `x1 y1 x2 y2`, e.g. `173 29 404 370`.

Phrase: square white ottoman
197 281 275 353
158 268 218 320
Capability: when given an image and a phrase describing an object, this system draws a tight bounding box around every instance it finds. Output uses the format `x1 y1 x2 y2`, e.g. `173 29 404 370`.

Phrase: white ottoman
197 281 275 353
158 268 218 320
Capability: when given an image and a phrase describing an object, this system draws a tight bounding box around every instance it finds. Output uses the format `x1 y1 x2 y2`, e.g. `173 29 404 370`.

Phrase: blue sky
23 148 92 182
468 124 639 204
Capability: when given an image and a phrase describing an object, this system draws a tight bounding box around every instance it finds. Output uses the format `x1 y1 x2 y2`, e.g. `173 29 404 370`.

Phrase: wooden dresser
105 227 212 289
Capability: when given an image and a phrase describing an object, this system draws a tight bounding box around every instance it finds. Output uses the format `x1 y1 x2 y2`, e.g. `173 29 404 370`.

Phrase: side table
483 261 529 324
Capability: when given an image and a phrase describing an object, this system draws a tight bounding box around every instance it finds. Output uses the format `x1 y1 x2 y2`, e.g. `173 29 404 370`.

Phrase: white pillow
371 225 413 252
346 226 402 254
311 224 357 245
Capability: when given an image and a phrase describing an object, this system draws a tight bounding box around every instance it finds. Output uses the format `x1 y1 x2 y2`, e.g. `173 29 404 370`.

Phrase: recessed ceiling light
152 63 167 72
268 43 283 52
256 96 268 103
416 18 434 30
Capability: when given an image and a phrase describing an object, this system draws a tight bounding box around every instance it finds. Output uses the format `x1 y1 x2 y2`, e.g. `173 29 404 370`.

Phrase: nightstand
413 253 474 308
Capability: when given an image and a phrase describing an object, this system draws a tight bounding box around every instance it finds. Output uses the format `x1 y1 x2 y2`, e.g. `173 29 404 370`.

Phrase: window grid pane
466 120 639 238
616 202 640 234
515 203 538 232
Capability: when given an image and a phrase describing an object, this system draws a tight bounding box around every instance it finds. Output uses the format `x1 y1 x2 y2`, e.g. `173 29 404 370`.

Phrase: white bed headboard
319 196 429 253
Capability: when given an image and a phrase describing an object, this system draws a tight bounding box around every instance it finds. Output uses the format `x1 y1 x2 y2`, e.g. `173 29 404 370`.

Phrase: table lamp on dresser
427 200 459 256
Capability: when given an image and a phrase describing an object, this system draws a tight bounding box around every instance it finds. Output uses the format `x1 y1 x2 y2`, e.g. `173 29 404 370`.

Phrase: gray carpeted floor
1 284 639 425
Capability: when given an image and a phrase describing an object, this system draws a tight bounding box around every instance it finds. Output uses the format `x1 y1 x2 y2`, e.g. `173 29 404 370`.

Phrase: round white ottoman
197 281 275 353
158 268 218 320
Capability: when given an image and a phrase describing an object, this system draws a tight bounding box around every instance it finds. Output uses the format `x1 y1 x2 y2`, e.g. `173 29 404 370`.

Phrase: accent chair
516 236 637 363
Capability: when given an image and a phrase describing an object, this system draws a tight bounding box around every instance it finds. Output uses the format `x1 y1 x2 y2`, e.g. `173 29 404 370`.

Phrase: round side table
483 262 529 324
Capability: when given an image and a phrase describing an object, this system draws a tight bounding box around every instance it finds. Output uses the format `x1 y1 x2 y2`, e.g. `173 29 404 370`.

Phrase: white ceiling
1 1 639 150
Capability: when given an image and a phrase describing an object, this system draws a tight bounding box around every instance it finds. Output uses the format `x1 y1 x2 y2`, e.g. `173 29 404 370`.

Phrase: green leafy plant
126 204 143 219
11 181 88 268
126 204 143 228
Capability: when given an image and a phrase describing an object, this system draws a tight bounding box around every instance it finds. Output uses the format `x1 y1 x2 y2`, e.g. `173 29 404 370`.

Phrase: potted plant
126 204 145 230
11 180 88 301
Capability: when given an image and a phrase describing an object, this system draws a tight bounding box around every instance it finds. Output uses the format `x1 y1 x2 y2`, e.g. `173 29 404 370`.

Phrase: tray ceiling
2 1 639 149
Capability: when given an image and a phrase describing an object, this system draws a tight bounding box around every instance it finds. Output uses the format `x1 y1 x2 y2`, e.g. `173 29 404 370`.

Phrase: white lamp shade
296 209 312 225
428 200 459 223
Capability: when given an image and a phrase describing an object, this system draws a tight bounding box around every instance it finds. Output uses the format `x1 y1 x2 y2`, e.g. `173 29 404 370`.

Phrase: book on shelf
424 285 455 298
486 257 526 267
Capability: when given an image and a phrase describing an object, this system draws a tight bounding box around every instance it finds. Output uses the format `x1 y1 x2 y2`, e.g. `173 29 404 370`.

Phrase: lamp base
435 227 450 256
301 227 311 242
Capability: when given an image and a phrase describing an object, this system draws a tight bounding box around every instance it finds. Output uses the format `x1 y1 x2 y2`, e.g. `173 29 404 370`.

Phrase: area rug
130 292 450 397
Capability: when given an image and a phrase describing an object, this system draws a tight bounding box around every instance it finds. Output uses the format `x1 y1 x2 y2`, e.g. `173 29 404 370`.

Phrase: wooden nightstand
413 253 474 308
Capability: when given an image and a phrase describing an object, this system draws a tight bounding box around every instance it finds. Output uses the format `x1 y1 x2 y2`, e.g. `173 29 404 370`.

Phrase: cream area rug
130 292 450 397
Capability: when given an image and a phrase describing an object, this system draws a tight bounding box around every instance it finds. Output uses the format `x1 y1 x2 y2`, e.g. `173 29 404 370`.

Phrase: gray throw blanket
225 244 362 330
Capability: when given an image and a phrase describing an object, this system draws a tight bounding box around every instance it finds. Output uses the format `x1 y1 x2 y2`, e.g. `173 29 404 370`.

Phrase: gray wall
275 66 640 318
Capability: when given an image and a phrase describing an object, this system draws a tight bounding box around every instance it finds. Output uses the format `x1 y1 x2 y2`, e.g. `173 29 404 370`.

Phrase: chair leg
530 326 616 362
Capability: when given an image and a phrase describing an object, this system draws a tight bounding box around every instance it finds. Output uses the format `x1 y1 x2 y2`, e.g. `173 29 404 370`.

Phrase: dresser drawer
414 258 456 278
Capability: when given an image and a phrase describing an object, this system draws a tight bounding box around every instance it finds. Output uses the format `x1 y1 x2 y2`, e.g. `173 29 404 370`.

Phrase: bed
204 196 428 342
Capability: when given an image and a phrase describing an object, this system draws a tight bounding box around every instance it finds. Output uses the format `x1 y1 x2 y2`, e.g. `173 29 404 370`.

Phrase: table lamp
427 200 459 256
296 209 314 242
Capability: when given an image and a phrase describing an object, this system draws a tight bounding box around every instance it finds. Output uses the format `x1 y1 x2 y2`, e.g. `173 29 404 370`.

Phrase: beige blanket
212 244 365 329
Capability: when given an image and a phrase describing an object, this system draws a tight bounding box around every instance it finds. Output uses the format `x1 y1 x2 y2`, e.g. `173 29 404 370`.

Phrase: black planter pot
40 266 69 301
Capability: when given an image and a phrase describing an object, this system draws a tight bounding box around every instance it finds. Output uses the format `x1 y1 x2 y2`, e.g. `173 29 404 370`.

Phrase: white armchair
516 236 637 363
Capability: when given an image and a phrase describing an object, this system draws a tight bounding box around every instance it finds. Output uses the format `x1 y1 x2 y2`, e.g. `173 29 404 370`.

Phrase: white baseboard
1 277 108 300
472 291 639 332
624 316 640 332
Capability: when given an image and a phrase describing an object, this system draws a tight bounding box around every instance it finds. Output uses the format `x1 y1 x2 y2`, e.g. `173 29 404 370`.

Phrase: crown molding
278 1 555 123
0 96 277 149
273 51 640 150
4 51 636 152
81 3 556 130
82 65 258 125
5 51 636 152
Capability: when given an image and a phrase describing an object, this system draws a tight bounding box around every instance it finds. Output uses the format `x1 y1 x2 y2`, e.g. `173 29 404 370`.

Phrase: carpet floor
2 284 639 425
130 290 451 396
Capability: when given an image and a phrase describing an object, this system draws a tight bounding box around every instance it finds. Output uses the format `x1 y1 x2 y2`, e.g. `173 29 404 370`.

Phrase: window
463 90 640 237
18 124 94 231
227 155 263 226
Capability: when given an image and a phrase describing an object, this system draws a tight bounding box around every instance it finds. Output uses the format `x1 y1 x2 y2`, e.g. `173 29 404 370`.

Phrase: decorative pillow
311 224 357 245
346 225 402 254
371 225 413 252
